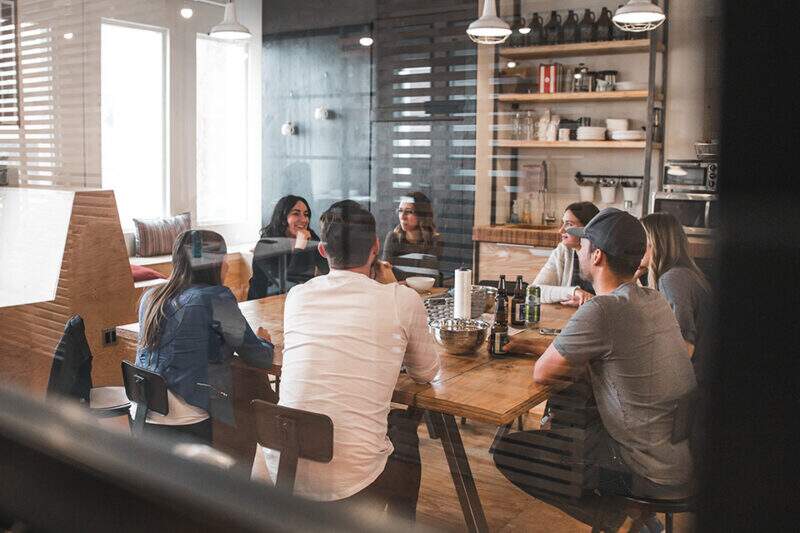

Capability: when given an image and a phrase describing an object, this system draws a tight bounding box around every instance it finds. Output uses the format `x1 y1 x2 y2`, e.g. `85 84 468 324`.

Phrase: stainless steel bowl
429 318 491 355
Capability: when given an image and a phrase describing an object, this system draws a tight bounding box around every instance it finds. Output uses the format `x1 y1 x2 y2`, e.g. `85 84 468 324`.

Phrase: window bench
129 243 255 302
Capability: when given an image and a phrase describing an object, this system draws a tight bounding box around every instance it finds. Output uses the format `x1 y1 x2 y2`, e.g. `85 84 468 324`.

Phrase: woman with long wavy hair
135 230 274 444
247 195 329 299
381 191 443 280
640 212 713 383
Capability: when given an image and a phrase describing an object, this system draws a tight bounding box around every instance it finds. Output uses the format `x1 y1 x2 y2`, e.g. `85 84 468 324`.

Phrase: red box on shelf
538 63 560 94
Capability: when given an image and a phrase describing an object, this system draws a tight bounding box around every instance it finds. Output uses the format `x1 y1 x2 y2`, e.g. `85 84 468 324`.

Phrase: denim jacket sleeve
210 287 274 369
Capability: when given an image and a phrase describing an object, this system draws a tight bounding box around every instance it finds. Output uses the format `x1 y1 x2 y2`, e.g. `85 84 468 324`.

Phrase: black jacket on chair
47 315 93 403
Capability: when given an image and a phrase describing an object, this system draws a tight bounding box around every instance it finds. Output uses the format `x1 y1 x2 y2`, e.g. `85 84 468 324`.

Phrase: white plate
609 130 646 141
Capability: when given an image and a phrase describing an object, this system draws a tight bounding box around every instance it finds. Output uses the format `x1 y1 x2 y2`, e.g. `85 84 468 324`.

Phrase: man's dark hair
588 240 638 278
319 200 376 269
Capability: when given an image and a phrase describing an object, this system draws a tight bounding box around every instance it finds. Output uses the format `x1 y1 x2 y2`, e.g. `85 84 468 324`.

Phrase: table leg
427 411 489 533
489 422 511 455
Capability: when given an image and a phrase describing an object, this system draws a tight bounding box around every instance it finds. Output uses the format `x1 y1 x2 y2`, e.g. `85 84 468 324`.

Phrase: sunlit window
101 21 168 228
196 35 248 225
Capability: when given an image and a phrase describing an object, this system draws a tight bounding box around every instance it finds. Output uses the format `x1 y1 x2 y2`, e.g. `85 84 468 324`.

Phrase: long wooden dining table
116 290 575 533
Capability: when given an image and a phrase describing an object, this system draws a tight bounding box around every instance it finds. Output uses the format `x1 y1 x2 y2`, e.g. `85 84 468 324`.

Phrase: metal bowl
429 318 491 355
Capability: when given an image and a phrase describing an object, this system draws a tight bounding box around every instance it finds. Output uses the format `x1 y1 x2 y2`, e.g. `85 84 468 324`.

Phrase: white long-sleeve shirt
532 242 580 304
264 269 440 501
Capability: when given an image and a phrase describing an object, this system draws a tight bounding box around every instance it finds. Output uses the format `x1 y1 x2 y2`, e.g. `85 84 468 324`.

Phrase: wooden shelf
500 39 662 60
497 90 662 103
496 140 661 150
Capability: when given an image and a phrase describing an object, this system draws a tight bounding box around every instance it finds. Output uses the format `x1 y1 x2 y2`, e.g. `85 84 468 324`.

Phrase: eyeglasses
397 209 416 216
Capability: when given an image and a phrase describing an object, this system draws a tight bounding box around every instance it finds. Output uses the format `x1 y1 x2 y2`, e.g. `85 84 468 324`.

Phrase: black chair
47 315 130 417
593 389 699 533
121 361 169 436
251 399 333 494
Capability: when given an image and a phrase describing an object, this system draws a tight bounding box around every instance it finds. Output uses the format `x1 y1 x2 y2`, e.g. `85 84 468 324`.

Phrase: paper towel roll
454 269 472 319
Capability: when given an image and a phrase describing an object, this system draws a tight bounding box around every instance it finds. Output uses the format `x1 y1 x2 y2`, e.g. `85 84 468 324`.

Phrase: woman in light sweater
532 202 599 305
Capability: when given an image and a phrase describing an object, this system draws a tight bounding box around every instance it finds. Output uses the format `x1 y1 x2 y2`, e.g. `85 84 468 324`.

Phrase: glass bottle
512 112 523 140
524 110 536 140
510 275 526 327
595 7 613 42
578 9 596 43
561 10 579 43
544 11 562 45
611 5 628 41
497 274 508 297
489 282 510 357
526 12 544 47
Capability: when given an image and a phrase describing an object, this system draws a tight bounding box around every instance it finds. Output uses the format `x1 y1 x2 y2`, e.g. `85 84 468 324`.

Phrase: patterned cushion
133 212 191 257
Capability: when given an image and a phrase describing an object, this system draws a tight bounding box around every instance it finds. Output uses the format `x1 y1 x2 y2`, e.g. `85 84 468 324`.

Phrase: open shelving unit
488 14 670 223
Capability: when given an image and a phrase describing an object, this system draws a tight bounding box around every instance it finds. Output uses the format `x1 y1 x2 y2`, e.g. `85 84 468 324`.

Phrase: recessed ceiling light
63 32 74 40
359 36 374 47
180 7 194 19
506 61 517 69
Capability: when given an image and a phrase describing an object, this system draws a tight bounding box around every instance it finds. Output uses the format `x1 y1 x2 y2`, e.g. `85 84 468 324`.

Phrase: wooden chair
251 399 333 494
47 315 130 418
121 361 169 436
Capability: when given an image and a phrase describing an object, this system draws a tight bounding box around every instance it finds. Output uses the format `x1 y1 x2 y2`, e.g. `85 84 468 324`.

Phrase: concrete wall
262 0 376 34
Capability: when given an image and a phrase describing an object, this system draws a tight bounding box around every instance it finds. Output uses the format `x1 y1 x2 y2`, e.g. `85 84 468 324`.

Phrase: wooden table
117 291 574 532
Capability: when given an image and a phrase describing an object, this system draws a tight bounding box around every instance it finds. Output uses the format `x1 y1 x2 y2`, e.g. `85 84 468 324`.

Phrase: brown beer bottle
489 291 510 357
510 275 526 327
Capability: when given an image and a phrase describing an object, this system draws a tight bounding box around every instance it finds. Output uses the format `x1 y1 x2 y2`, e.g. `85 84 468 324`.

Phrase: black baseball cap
566 208 646 266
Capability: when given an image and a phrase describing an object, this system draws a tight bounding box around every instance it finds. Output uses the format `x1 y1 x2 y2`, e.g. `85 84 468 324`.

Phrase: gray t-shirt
658 267 712 384
553 282 697 486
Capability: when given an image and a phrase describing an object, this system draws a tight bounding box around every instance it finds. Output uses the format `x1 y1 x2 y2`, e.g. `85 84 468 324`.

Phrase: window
196 35 248 225
101 21 168 228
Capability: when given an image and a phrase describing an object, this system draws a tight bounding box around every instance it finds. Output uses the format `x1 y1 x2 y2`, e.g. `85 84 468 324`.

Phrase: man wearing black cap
495 208 697 530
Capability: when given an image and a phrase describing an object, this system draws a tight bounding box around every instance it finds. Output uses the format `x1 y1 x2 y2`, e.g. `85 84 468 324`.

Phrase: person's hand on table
498 336 537 355
372 260 397 284
560 288 593 307
257 327 272 344
294 229 311 249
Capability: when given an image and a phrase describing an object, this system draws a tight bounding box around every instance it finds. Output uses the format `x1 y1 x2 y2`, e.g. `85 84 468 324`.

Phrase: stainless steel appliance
651 192 718 236
662 159 718 192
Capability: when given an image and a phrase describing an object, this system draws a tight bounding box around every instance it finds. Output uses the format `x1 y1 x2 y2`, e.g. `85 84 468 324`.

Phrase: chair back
251 399 333 494
121 361 169 435
47 315 93 402
671 388 700 444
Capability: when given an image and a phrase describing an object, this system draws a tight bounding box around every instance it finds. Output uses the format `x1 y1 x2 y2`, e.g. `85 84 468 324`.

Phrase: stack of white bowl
605 118 645 141
576 126 607 141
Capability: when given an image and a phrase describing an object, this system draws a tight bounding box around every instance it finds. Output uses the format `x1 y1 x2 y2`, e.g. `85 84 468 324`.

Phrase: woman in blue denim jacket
134 230 274 444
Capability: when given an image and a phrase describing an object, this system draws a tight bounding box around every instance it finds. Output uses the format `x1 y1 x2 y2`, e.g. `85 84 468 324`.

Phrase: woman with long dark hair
640 212 713 382
135 230 274 444
532 201 599 305
247 195 329 299
381 192 443 280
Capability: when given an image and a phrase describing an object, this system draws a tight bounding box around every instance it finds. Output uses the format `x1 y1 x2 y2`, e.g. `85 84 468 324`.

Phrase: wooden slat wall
373 0 478 275
0 189 138 394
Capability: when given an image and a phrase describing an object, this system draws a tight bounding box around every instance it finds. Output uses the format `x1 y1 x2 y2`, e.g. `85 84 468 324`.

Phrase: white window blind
196 34 248 225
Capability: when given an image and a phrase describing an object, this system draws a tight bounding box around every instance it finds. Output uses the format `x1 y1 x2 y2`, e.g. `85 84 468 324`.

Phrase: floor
413 409 696 532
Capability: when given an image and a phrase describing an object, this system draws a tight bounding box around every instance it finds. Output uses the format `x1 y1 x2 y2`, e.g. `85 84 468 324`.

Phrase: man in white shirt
259 200 440 522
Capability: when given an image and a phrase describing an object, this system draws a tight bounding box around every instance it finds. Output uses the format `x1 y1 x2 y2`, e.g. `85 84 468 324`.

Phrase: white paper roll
454 269 472 319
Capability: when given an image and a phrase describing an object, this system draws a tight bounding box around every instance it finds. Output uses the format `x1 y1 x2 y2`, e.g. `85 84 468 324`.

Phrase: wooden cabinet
476 241 553 282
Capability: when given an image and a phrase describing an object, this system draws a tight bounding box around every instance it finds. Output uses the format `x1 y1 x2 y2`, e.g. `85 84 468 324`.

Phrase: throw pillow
133 212 191 257
130 264 167 283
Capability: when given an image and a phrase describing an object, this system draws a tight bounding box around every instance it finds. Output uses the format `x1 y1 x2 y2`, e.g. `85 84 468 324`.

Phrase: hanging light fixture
180 1 194 20
613 0 666 32
209 0 251 40
466 0 511 45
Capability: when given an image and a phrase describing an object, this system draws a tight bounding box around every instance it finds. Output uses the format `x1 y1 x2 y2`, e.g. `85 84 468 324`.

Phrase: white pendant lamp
210 0 251 40
467 0 511 45
613 0 666 33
